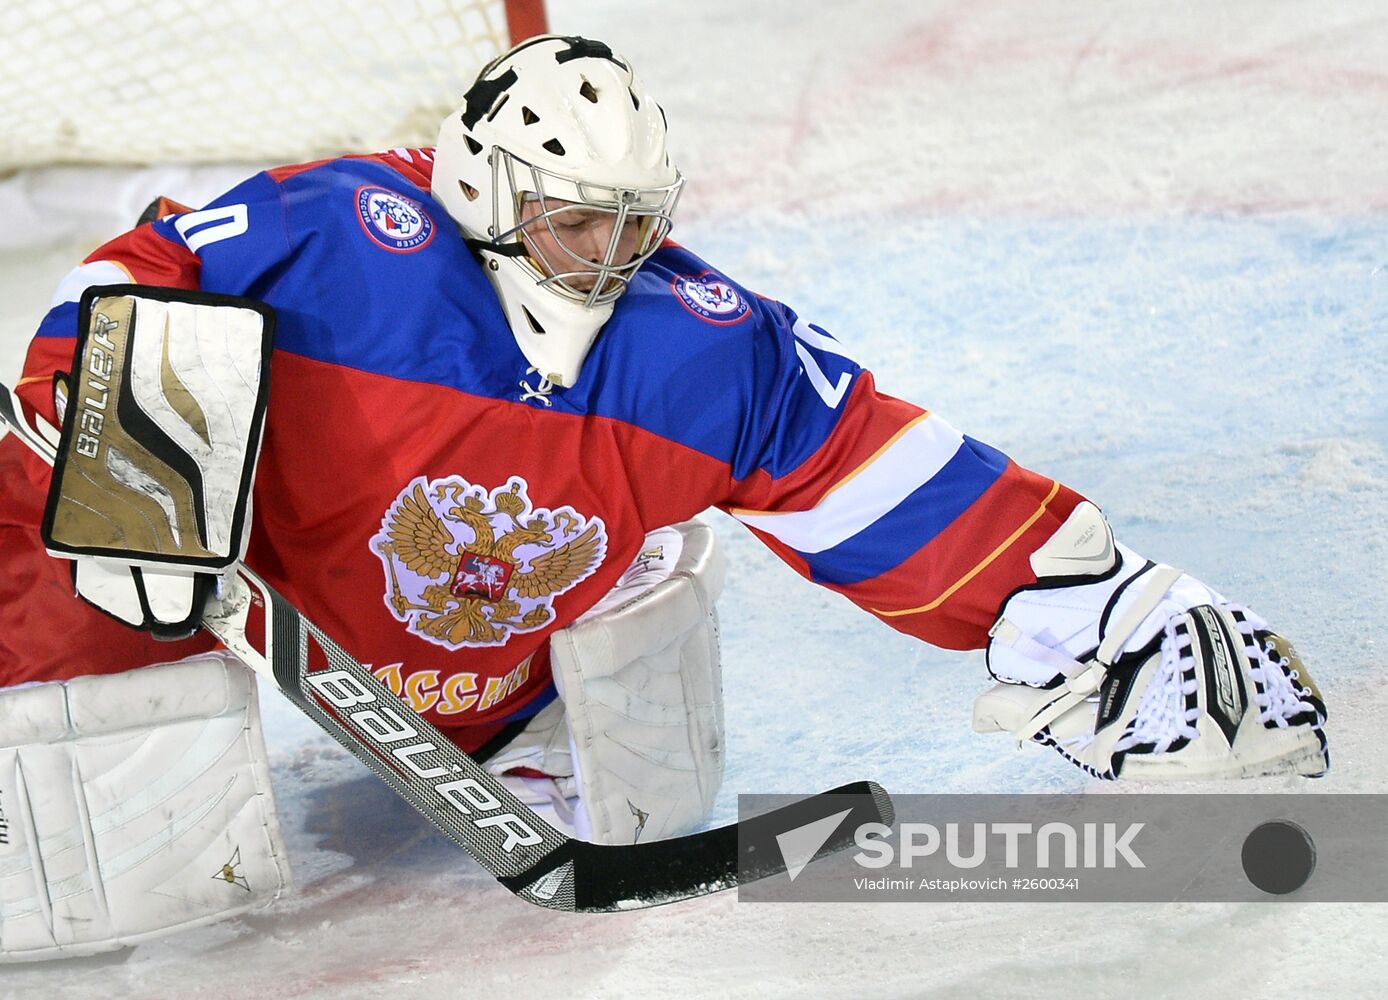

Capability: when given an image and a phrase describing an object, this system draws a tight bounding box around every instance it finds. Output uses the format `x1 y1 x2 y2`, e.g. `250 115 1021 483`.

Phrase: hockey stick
1 381 893 911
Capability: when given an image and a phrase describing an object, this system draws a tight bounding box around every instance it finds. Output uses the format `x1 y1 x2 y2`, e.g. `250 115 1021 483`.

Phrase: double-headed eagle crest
372 475 607 648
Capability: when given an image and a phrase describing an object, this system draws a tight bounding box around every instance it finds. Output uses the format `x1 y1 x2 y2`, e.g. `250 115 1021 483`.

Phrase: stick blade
510 781 893 912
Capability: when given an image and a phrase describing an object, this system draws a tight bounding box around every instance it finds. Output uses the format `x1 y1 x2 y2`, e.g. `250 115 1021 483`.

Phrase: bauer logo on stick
673 272 750 324
355 186 435 252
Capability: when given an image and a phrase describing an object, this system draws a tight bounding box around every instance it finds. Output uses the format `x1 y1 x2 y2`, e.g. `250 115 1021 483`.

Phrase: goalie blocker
41 284 273 639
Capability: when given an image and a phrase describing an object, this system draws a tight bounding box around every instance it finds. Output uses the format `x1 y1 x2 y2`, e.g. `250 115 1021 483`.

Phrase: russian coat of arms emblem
371 475 607 649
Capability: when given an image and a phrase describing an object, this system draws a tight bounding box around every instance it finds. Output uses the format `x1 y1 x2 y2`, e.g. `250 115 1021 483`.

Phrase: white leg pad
0 652 290 963
549 520 726 845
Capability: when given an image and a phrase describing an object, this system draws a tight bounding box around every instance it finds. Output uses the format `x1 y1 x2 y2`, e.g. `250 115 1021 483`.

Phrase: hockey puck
1241 820 1315 895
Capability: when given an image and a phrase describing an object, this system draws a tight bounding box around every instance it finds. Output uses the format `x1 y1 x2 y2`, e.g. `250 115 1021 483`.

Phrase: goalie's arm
712 298 1327 782
716 297 1090 651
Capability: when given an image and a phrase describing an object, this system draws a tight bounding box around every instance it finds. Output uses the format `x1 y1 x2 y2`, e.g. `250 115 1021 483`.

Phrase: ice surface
2 1 1386 997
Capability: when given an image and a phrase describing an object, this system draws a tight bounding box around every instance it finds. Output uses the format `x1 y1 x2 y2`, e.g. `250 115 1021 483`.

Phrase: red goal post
502 0 550 47
2 0 550 169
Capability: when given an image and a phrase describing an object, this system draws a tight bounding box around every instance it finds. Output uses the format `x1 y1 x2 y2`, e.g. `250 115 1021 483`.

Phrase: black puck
1241 820 1315 895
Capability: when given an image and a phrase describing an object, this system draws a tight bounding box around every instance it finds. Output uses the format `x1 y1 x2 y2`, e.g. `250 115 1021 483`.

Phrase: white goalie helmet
434 36 683 387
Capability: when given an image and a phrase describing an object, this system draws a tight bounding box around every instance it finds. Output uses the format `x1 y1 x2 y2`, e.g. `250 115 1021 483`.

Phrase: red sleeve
726 375 1087 650
84 223 203 285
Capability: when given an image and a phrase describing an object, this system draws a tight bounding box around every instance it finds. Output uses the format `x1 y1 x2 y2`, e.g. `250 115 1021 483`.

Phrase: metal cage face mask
489 149 684 308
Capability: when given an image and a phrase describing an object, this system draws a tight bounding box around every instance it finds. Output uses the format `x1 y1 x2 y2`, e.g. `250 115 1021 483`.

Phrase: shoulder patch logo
356 185 435 253
672 271 750 325
371 475 607 649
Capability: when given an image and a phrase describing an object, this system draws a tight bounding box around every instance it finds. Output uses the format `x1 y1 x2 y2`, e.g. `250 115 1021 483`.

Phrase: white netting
1111 617 1200 755
0 0 542 168
1236 615 1324 729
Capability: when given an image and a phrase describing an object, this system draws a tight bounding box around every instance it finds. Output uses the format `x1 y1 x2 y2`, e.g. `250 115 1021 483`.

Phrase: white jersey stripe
731 414 966 554
49 260 131 309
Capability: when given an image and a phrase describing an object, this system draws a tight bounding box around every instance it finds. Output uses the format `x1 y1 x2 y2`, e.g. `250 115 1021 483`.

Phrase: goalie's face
517 196 646 297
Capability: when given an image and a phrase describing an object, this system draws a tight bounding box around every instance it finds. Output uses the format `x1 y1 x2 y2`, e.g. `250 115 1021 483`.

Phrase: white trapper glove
973 502 1328 780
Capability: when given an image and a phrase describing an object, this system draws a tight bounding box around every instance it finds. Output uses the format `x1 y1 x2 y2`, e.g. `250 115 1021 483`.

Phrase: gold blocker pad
41 284 274 571
39 284 273 636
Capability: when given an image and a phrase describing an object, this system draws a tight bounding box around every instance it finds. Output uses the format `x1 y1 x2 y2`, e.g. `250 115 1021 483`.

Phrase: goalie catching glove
973 502 1328 780
41 285 273 639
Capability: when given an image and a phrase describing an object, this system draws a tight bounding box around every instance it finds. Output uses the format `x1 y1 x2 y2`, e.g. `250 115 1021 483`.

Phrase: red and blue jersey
0 148 1086 751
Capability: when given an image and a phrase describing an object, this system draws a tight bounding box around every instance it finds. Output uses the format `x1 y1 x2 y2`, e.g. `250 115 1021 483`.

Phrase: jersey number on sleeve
173 205 250 253
792 317 856 409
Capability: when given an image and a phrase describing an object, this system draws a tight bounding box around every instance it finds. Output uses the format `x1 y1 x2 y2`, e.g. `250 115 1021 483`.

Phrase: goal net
0 0 545 370
1 0 547 169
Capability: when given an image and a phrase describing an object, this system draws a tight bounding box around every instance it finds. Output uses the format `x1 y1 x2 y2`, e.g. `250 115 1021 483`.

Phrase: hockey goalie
0 35 1326 961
